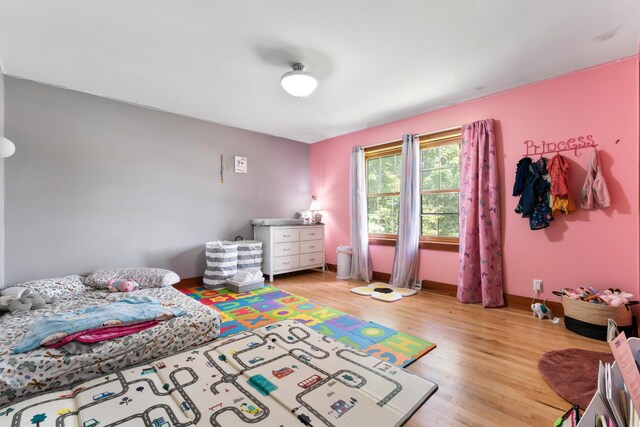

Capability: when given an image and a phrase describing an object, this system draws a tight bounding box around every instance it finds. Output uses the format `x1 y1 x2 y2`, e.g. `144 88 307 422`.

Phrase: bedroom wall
4 77 310 284
0 69 5 287
310 56 639 300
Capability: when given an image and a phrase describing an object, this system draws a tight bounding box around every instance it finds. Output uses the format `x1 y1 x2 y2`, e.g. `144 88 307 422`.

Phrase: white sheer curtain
349 146 372 281
389 134 421 289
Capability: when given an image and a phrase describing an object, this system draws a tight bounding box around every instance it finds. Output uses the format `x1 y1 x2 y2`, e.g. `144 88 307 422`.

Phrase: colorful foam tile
197 289 228 298
266 308 302 321
378 331 435 358
288 300 322 313
309 321 352 341
325 314 368 332
287 313 322 327
249 286 281 295
218 320 249 337
215 298 256 312
249 299 284 313
238 295 270 305
227 306 260 318
204 294 239 305
364 342 416 367
337 332 376 350
216 309 234 323
260 290 292 300
352 321 397 344
307 306 344 322
235 312 277 329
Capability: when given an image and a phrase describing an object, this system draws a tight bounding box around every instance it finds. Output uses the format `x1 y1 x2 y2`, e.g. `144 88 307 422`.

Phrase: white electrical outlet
533 279 543 292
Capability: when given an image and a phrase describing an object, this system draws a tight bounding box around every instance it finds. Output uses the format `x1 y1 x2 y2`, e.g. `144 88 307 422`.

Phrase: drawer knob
283 234 290 238
309 246 315 249
309 258 315 262
283 262 290 265
283 248 290 251
309 233 315 236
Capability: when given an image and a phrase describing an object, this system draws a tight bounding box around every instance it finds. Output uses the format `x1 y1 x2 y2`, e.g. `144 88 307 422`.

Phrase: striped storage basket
204 241 238 289
236 240 263 272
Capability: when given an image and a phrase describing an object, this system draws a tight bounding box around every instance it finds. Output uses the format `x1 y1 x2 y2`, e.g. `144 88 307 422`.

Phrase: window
365 128 461 246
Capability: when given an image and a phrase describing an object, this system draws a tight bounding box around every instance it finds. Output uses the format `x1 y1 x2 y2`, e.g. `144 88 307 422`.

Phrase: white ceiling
0 1 638 143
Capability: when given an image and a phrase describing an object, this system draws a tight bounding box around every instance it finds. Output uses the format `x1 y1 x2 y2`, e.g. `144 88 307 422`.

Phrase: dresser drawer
300 252 323 267
273 228 299 243
300 227 323 241
273 255 299 272
273 242 299 257
300 240 323 254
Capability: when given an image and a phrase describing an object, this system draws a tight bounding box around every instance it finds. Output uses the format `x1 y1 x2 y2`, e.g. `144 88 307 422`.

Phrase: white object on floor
350 282 417 302
372 291 403 302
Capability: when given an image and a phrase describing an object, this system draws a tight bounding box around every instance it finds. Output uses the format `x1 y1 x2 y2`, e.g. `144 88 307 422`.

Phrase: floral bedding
0 275 220 405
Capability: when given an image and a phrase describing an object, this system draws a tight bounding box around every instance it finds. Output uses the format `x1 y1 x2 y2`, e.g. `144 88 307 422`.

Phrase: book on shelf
579 332 640 427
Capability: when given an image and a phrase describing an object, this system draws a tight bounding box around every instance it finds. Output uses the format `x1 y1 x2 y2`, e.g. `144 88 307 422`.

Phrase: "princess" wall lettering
523 135 597 157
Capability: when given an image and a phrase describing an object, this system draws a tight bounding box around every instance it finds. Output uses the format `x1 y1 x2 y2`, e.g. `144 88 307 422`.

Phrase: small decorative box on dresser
253 224 325 282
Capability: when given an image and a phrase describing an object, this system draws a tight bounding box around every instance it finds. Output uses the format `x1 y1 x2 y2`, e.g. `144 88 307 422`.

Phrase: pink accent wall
310 56 640 299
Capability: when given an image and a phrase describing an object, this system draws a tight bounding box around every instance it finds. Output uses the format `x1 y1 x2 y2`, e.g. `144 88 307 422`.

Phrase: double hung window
365 128 462 246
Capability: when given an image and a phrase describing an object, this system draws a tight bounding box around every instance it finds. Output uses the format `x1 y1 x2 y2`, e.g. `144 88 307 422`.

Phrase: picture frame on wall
235 156 247 173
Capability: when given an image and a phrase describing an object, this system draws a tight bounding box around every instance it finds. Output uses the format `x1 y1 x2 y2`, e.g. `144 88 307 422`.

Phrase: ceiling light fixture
280 63 318 97
0 137 16 158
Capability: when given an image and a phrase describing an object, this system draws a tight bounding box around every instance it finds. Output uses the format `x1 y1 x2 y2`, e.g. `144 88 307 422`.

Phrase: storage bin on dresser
253 224 325 282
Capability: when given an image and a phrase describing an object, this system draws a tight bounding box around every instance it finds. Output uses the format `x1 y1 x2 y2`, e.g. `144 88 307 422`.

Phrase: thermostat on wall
235 156 247 173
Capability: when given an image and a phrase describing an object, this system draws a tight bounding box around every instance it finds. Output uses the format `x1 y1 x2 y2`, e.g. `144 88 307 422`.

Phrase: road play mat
0 320 438 427
180 286 435 367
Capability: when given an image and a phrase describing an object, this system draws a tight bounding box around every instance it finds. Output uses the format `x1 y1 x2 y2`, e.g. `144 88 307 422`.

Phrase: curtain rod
363 125 462 149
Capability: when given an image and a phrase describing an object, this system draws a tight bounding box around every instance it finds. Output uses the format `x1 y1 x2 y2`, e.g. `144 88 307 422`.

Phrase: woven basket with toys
552 287 638 341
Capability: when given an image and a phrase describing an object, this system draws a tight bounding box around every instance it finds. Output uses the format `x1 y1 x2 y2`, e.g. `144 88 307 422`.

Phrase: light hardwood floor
272 270 609 427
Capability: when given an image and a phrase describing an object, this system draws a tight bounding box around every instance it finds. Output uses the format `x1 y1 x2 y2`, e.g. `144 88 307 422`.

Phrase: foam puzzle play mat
0 320 438 427
180 285 435 367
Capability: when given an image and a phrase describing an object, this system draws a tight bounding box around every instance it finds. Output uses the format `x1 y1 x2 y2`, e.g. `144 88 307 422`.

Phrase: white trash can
336 246 352 279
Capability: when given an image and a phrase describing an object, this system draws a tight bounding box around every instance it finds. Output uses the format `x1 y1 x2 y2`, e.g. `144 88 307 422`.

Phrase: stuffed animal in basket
532 302 553 320
107 279 139 293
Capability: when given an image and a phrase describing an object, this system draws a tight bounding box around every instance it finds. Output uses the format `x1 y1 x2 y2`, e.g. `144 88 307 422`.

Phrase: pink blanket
44 320 159 348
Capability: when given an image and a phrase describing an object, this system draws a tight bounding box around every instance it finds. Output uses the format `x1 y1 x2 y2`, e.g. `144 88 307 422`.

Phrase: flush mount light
280 63 318 97
0 137 16 158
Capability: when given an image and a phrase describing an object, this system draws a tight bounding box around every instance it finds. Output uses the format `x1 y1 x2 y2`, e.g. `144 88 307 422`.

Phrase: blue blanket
14 296 185 353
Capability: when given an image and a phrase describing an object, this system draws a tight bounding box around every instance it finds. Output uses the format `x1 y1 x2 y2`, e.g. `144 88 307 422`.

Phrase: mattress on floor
0 275 220 405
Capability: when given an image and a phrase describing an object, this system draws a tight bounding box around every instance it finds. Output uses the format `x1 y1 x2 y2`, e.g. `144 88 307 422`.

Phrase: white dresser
253 224 325 282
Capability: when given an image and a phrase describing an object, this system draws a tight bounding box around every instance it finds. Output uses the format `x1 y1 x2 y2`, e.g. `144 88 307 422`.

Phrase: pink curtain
457 119 504 307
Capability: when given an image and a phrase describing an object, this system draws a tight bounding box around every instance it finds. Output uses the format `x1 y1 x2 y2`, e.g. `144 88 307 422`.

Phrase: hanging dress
548 154 576 215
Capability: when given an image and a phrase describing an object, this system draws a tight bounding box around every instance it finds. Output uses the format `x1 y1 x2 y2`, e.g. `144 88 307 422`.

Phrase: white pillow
84 268 180 289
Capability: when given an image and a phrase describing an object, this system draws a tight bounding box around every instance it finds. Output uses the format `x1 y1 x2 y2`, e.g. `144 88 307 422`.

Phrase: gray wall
0 70 5 287
4 77 310 284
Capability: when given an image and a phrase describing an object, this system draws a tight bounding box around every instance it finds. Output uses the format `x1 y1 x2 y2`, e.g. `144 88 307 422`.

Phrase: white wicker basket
225 278 265 293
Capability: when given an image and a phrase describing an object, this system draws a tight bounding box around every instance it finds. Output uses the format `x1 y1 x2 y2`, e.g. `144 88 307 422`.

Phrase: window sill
368 237 459 252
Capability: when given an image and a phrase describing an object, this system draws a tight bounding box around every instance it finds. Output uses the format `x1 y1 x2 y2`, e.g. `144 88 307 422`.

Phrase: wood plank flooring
271 270 609 426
